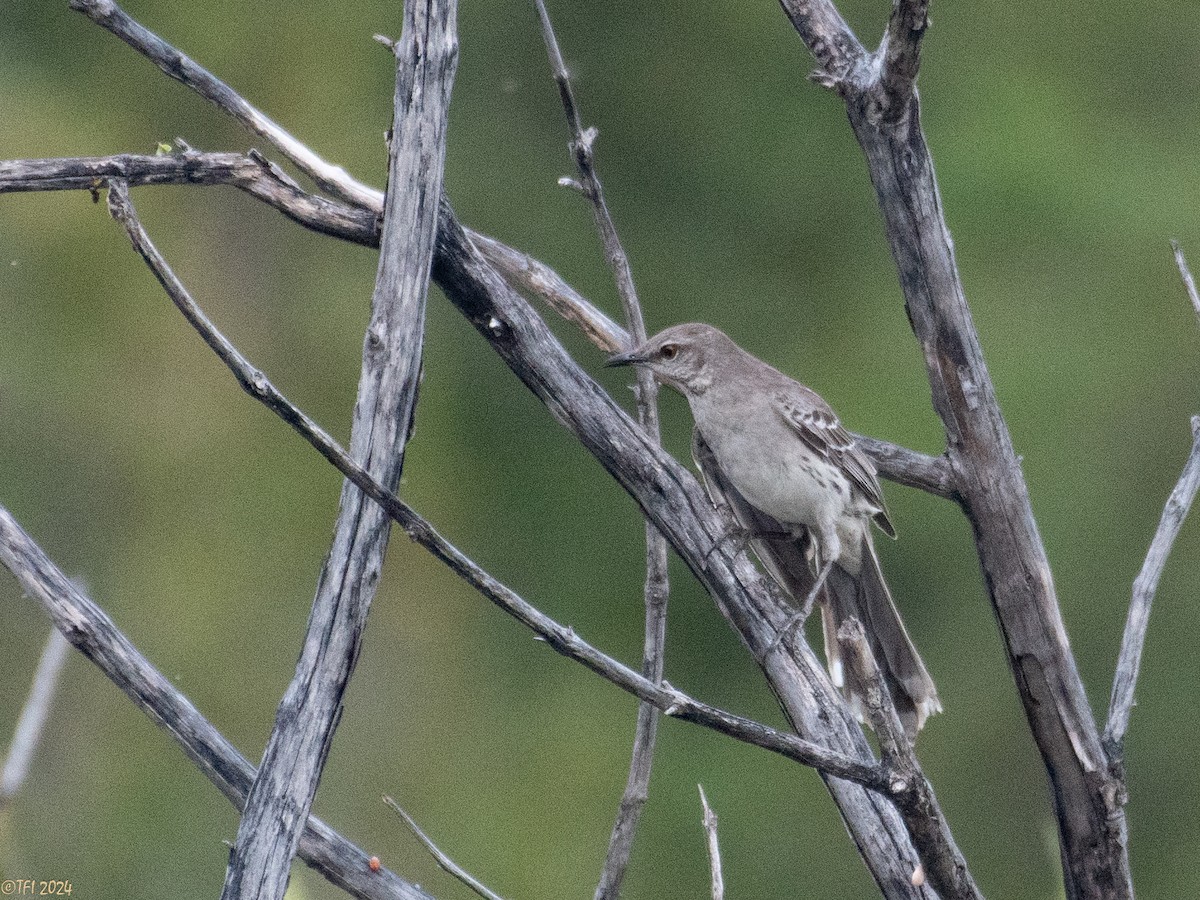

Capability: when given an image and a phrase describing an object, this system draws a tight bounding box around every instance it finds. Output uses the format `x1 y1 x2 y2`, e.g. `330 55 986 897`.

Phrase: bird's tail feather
822 534 941 739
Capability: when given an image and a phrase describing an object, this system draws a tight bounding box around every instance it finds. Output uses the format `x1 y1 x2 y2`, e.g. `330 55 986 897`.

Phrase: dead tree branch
774 1 1133 895
217 3 457 898
697 786 724 900
20 4 978 891
532 3 669 895
1103 415 1200 759
68 0 382 209
1103 245 1200 760
384 798 506 900
837 619 978 899
96 182 887 789
0 508 433 900
1 629 70 804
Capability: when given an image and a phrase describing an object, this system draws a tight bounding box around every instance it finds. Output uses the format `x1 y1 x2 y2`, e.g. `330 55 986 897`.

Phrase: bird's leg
799 557 833 620
763 557 833 659
702 519 792 567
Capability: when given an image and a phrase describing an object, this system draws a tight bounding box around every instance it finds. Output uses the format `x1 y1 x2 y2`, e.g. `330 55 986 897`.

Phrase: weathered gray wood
1106 419 1200 754
218 4 457 899
434 203 960 899
774 1 1133 896
2 147 974 894
99 186 893 787
0 506 435 900
531 4 671 894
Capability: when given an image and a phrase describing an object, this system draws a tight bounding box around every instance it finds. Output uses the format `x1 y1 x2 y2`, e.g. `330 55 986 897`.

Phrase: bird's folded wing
691 428 818 603
772 389 896 538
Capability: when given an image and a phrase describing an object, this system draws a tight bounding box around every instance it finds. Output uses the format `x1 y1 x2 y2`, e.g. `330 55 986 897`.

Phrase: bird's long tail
821 533 941 739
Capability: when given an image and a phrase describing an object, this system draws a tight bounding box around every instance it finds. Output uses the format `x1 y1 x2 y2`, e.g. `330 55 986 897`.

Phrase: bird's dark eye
660 344 679 361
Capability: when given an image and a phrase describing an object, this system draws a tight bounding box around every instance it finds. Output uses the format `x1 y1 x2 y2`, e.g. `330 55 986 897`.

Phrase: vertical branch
1 629 70 804
697 786 725 900
219 4 458 899
775 1 1134 895
531 4 670 896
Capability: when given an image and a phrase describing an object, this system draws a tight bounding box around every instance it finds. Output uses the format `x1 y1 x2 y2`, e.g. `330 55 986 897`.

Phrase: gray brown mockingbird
607 322 940 738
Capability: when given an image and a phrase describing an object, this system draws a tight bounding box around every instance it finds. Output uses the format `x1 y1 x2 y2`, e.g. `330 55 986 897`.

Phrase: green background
4 1 1200 897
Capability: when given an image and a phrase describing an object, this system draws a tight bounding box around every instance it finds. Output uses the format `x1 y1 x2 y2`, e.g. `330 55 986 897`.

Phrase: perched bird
607 322 940 737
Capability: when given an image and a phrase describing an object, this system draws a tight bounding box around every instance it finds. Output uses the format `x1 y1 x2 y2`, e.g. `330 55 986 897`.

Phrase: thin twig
69 0 384 211
383 797 505 900
1103 410 1200 751
0 508 433 900
1 629 71 803
1172 240 1200 325
101 179 884 791
697 786 724 900
532 5 668 896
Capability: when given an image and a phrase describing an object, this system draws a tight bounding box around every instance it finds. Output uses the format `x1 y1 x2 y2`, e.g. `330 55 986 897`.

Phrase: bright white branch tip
487 316 503 335
911 863 926 887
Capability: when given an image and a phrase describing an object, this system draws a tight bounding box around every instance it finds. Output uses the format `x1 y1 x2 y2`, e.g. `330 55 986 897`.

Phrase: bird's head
604 322 732 396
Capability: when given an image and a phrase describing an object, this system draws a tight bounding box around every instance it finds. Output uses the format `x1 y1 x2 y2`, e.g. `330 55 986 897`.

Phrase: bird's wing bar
773 390 896 538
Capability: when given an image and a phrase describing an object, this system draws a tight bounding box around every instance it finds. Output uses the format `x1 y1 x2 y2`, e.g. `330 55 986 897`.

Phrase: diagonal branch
838 619 978 899
69 0 383 210
217 3 457 897
99 177 884 790
384 798 505 900
0 507 434 900
1103 244 1200 759
1103 415 1200 757
1 628 71 804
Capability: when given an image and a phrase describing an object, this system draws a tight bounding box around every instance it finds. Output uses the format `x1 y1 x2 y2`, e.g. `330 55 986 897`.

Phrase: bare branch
470 232 626 352
384 798 505 900
836 619 908 769
837 619 980 900
1 629 71 804
69 0 384 210
697 786 724 900
0 508 433 900
878 0 930 121
99 179 884 790
1172 240 1200 325
775 0 864 85
217 3 456 897
0 151 380 244
1103 242 1200 762
532 4 669 895
778 0 1134 893
1104 412 1200 753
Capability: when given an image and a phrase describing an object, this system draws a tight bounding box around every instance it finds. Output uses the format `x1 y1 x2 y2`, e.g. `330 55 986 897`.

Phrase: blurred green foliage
4 1 1200 898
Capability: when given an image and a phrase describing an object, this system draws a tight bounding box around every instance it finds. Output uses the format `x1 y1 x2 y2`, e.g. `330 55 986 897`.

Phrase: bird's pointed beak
604 346 649 368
